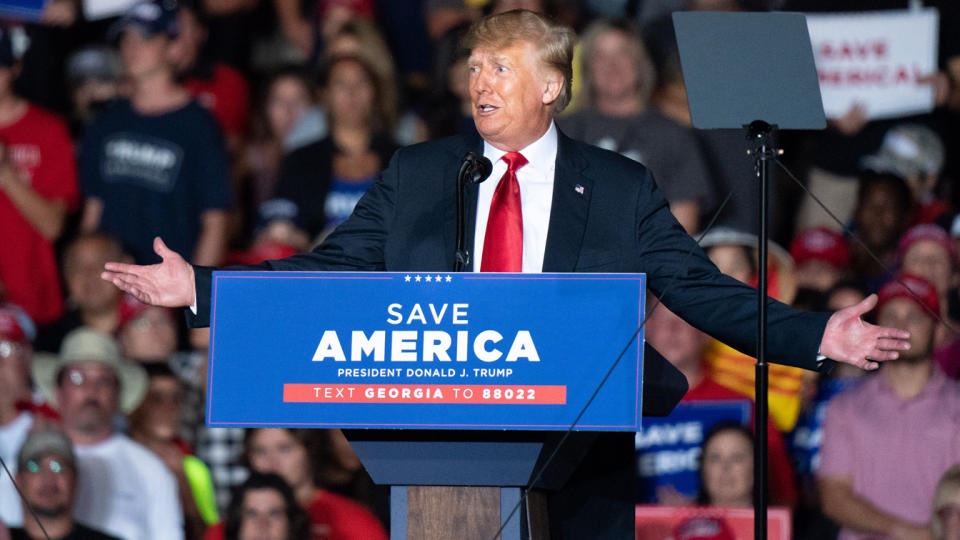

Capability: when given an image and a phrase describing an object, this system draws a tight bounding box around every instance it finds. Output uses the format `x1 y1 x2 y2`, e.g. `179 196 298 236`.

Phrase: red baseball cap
0 303 35 344
877 273 940 317
117 293 175 332
898 224 955 264
790 226 850 269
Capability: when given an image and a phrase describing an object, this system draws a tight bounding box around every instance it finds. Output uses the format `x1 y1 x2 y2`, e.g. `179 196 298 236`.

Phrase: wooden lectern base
392 486 549 540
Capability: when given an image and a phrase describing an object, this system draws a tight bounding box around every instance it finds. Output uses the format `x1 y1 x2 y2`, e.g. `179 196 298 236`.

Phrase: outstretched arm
819 294 911 371
102 237 197 308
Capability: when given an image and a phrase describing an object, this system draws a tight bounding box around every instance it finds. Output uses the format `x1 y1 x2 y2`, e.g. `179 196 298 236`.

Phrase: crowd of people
1 0 959 539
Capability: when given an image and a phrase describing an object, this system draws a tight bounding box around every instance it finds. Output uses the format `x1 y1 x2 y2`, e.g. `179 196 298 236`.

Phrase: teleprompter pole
747 120 777 540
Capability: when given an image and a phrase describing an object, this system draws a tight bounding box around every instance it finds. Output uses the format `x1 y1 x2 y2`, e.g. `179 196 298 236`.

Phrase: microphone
462 152 493 185
455 152 493 271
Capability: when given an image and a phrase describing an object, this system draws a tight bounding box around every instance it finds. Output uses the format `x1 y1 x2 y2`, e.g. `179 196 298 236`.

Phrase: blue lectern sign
208 272 645 430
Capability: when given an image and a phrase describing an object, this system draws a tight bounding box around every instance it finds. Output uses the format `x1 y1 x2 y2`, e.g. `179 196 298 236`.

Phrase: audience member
933 465 960 540
243 66 315 216
170 345 248 512
897 224 960 378
849 172 913 289
899 224 956 313
209 427 387 540
34 233 125 354
818 274 960 540
32 327 184 540
643 302 797 506
242 199 311 254
8 429 119 540
0 304 37 527
862 124 949 226
695 422 754 508
559 18 712 233
790 283 869 540
790 226 851 294
0 26 79 327
64 46 122 137
697 227 808 433
323 19 399 133
79 0 232 267
219 473 310 540
422 23 476 140
129 362 218 540
171 0 250 151
116 293 178 363
274 54 397 239
193 426 248 514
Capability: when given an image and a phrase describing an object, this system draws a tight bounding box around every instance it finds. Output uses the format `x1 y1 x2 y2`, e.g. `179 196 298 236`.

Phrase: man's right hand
101 237 196 308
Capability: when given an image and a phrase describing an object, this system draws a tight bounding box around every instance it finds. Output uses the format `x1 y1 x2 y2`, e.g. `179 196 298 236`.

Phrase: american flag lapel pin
574 184 585 195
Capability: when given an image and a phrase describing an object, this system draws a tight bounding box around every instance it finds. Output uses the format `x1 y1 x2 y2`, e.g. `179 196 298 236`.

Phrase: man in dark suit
103 9 910 538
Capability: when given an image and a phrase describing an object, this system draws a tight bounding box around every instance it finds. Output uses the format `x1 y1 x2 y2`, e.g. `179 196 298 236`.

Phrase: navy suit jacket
191 129 830 371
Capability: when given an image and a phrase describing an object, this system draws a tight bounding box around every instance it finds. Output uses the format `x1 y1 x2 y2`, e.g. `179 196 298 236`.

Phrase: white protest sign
83 0 137 21
806 9 939 120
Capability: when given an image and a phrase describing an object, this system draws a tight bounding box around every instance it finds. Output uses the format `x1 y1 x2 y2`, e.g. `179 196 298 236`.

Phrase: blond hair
463 9 576 113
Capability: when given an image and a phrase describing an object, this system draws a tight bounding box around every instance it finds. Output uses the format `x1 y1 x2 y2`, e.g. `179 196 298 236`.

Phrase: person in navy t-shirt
79 1 231 267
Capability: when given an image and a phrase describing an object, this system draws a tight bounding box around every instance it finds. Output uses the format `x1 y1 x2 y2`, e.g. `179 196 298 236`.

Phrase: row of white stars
404 274 453 282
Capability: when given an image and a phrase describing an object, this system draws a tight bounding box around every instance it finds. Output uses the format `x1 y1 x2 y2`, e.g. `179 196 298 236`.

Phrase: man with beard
818 274 960 540
31 328 183 540
8 429 118 540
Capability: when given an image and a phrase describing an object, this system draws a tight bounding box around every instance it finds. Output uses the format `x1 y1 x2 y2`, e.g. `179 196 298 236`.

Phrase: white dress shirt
473 121 558 273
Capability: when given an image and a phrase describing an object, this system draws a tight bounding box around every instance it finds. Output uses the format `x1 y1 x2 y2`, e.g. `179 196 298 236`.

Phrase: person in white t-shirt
32 327 184 540
0 303 36 527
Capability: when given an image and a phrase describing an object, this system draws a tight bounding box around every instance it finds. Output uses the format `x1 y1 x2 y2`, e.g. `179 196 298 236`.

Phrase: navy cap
108 1 180 42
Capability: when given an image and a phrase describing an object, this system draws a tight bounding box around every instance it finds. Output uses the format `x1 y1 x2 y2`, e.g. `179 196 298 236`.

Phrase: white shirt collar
482 121 558 180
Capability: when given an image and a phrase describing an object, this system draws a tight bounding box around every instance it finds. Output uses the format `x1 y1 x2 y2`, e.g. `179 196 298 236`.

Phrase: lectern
208 271 681 539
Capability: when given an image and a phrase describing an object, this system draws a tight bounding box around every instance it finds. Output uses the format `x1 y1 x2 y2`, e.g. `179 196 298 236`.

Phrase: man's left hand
819 294 911 370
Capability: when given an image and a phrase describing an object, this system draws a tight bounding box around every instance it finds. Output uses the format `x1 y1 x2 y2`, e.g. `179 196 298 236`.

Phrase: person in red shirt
645 302 798 507
170 0 249 151
205 427 387 540
0 27 79 326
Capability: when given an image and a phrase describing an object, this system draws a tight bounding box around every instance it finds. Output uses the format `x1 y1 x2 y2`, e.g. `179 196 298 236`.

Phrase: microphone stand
454 153 491 272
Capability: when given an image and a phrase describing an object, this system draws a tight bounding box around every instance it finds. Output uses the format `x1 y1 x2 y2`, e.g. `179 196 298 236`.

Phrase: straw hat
33 327 148 414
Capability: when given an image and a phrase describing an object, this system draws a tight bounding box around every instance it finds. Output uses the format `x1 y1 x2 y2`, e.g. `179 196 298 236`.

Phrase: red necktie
481 152 527 272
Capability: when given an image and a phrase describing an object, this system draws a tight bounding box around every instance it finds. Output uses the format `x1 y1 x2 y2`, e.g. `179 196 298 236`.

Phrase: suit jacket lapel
443 132 485 271
542 131 591 272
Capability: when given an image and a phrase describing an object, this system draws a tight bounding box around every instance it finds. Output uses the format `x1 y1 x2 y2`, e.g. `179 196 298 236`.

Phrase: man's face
468 40 560 151
877 298 936 362
64 238 122 314
119 30 170 80
55 362 120 435
902 240 953 296
119 307 177 362
18 454 75 518
855 184 904 249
